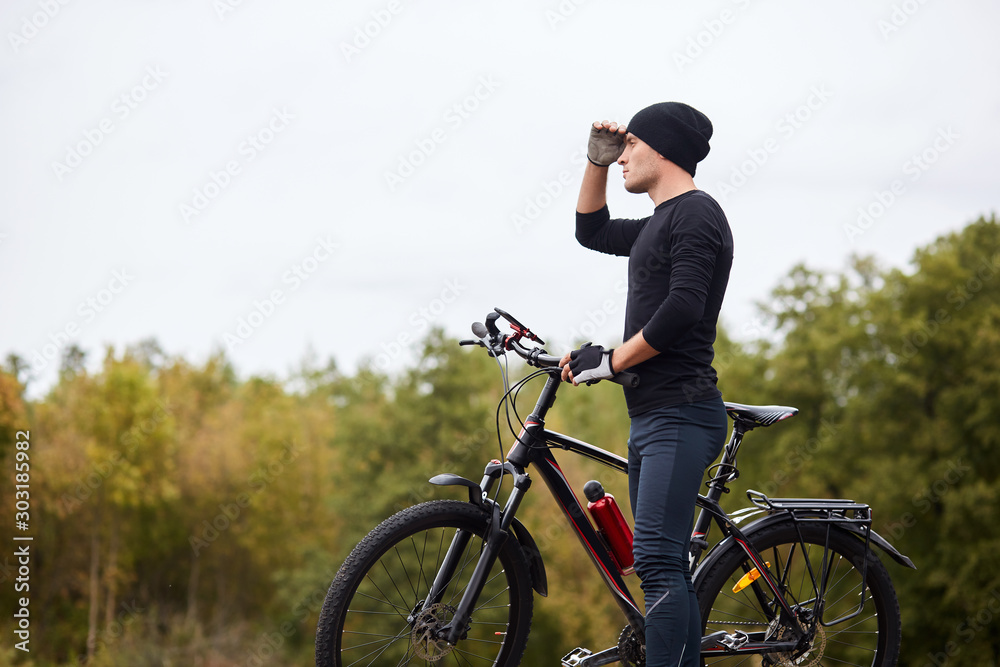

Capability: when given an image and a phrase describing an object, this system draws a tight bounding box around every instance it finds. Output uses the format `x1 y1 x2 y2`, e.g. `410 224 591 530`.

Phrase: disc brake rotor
410 603 457 662
766 619 827 667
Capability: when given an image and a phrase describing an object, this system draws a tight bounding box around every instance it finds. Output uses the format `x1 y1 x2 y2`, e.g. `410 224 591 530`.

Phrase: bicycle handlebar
507 337 640 388
465 310 640 388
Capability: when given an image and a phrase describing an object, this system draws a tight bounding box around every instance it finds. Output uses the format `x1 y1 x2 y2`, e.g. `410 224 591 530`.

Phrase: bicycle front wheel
316 500 533 667
695 521 901 666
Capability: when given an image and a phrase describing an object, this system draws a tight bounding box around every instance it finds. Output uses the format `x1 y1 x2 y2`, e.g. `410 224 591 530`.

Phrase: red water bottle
584 480 634 575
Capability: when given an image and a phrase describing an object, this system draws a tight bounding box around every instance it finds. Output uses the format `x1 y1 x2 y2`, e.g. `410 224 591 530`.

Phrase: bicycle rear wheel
695 521 901 666
316 500 533 667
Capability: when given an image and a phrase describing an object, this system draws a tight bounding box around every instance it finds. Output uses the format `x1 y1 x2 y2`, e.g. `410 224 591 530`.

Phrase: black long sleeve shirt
576 190 734 417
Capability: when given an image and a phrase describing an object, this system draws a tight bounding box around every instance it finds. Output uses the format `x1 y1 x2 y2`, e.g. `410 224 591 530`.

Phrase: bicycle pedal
702 630 749 651
561 647 593 666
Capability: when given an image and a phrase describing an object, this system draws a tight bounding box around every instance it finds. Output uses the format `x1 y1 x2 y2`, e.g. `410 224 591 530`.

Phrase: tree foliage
0 214 998 664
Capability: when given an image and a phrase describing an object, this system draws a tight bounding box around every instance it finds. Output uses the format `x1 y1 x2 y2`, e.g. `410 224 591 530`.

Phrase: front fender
429 473 548 597
510 517 548 597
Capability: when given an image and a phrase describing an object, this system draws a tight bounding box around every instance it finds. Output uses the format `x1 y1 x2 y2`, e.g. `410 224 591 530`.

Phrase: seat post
704 421 749 503
690 421 747 567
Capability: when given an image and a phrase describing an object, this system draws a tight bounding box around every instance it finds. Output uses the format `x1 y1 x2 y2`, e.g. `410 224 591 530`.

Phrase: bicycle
315 308 915 666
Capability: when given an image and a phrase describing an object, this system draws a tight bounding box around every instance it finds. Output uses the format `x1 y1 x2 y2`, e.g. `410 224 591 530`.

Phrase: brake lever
469 321 504 357
485 312 502 337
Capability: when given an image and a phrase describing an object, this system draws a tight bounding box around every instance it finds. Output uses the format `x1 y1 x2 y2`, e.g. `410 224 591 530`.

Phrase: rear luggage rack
746 489 872 523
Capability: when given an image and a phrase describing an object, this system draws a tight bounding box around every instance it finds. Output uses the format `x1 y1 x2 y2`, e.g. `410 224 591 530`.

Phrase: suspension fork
423 374 561 645
419 530 474 616
429 461 532 646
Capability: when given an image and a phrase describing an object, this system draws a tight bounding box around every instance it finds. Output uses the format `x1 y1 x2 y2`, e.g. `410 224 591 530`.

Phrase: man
559 102 734 667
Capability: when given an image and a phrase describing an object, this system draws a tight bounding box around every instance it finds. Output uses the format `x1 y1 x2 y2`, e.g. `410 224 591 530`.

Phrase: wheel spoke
342 627 411 667
381 552 414 611
698 523 899 665
317 502 531 667
357 576 410 618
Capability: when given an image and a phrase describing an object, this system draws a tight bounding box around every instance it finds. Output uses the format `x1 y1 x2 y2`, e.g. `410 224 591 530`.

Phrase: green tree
6 213 1000 665
745 215 1000 664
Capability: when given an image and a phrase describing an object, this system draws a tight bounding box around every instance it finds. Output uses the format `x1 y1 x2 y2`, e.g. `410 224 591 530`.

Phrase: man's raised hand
587 120 627 167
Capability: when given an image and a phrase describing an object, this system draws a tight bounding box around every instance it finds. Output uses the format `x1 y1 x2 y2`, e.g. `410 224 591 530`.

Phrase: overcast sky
2 0 998 397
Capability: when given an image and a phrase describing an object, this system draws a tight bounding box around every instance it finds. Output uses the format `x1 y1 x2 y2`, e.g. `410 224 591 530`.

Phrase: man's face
618 133 662 194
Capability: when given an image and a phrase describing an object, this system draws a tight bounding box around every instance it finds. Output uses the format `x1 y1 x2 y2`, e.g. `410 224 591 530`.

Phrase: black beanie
627 102 713 177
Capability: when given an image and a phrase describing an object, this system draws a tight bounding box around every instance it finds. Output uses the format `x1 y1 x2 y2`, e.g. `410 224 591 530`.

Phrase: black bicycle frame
432 371 856 656
451 371 797 650
525 426 646 631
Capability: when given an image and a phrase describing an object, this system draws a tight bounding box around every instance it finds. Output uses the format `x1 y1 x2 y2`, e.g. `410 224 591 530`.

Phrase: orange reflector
732 562 770 593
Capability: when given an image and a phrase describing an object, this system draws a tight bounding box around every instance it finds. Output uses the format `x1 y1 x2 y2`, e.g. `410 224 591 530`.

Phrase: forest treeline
1 214 999 665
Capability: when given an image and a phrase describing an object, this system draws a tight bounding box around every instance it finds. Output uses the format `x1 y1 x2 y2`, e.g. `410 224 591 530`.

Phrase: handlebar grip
522 344 638 387
611 371 640 388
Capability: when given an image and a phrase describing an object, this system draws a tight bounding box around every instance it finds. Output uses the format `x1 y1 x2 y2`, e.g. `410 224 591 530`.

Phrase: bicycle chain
705 619 769 626
617 626 645 667
705 618 827 666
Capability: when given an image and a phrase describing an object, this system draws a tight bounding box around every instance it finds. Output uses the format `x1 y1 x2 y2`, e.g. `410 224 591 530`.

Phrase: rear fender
838 521 916 569
694 511 915 585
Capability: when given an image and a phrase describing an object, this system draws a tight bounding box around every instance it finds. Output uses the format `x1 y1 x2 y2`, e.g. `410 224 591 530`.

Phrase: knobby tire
316 500 533 667
695 521 901 666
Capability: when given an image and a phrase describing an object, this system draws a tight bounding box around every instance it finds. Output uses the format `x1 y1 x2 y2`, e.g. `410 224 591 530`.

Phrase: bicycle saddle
724 402 798 428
